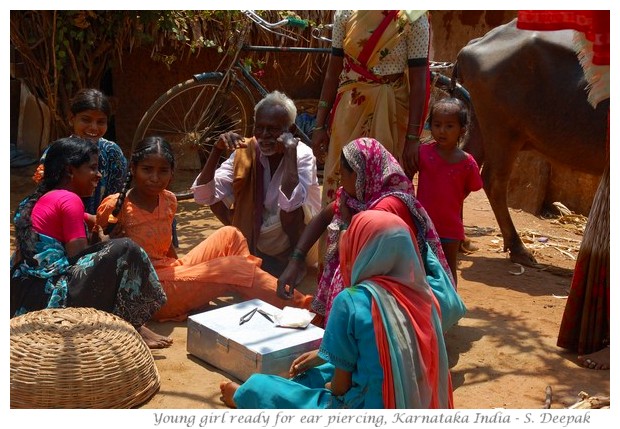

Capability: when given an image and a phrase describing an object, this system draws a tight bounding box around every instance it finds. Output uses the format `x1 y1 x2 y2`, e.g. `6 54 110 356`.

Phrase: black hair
428 97 470 128
105 136 175 234
70 88 112 117
14 137 99 260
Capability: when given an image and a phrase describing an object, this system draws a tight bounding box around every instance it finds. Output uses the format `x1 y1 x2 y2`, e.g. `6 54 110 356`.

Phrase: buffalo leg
481 138 538 266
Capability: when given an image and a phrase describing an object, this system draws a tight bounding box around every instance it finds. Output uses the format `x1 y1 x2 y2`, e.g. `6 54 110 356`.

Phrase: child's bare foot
577 346 610 370
138 325 173 349
219 381 239 408
459 238 479 253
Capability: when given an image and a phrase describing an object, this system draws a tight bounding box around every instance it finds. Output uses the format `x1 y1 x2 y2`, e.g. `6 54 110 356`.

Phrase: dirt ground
9 164 610 410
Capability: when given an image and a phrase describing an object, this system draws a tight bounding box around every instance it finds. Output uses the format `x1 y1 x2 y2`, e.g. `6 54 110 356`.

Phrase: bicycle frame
201 43 332 143
239 45 331 95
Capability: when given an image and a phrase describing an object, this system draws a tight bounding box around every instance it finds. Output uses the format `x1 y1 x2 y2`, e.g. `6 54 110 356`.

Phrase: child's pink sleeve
467 155 484 192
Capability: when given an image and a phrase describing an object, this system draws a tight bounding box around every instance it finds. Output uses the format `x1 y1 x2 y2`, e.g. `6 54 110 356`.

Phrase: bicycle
133 10 470 200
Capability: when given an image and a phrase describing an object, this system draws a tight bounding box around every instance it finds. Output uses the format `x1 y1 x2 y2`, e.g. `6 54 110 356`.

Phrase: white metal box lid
187 299 324 381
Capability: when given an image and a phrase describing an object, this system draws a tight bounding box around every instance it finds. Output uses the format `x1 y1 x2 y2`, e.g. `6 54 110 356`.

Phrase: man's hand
195 131 244 188
90 224 112 244
216 131 248 152
277 132 300 154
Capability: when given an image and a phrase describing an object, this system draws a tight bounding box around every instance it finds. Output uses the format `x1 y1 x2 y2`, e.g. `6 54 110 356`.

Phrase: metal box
187 299 324 381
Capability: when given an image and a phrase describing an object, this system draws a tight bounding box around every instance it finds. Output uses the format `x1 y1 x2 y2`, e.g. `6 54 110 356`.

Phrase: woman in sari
278 138 464 331
219 210 453 409
312 10 431 204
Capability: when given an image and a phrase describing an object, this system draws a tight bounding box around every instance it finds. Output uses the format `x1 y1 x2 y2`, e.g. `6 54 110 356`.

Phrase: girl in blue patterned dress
33 88 128 227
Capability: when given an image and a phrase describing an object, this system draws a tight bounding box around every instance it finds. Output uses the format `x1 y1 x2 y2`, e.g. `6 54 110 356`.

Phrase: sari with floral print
322 10 429 204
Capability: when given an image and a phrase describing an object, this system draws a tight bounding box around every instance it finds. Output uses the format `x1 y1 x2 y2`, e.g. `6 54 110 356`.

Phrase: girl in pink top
414 98 483 284
11 137 170 349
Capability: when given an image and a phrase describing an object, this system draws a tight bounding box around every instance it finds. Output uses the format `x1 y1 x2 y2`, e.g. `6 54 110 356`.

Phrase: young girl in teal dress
219 210 453 409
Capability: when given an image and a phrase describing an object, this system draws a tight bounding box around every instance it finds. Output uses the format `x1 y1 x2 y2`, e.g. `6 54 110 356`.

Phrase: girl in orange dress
96 137 311 321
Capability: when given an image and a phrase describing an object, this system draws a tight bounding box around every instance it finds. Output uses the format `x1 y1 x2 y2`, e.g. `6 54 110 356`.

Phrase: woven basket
10 307 160 408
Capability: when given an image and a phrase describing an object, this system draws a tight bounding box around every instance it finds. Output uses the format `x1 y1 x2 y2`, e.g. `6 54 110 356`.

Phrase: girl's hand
84 213 97 231
93 222 125 244
90 225 110 244
289 349 324 377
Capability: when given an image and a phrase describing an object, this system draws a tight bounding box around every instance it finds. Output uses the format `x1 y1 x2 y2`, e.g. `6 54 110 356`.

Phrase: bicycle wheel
133 75 255 200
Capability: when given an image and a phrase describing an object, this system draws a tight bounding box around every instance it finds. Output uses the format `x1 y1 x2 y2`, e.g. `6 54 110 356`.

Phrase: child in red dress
414 98 483 284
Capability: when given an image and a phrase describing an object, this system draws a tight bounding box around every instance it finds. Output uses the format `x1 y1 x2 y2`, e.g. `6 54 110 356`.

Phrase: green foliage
11 10 247 137
11 10 332 138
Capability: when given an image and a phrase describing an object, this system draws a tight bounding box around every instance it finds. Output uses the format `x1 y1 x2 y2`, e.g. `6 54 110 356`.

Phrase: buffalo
455 19 608 266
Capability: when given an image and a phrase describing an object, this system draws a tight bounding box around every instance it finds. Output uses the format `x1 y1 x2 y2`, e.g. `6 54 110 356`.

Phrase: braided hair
14 137 99 259
105 136 175 234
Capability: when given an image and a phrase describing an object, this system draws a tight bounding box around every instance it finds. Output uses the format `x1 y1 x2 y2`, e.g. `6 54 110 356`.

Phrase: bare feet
578 346 610 370
219 381 239 408
459 238 479 254
138 325 173 349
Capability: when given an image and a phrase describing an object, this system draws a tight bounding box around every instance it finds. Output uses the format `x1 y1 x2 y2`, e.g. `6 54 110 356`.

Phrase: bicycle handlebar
242 10 308 34
286 17 308 28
